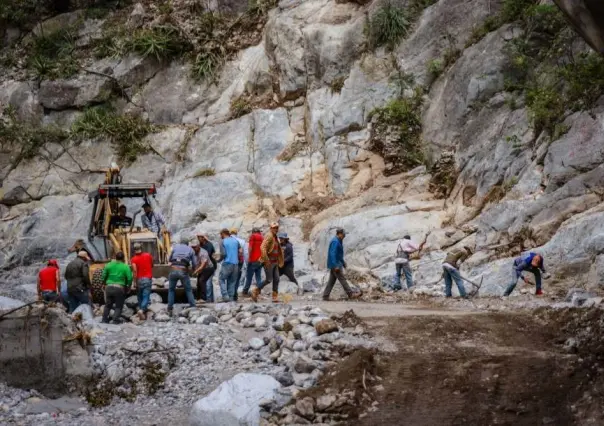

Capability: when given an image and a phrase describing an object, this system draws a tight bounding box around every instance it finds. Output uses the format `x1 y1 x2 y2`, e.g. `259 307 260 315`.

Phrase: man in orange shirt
38 259 60 302
131 243 154 320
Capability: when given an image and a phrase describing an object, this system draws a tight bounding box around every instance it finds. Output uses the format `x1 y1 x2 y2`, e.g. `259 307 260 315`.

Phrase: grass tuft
71 106 156 163
367 4 410 51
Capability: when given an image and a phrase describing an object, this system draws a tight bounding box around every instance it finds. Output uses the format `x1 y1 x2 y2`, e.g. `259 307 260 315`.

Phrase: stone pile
0 302 375 425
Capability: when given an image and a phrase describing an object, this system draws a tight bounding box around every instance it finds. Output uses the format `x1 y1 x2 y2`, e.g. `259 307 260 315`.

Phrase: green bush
127 26 190 61
0 107 69 163
427 59 443 78
0 0 50 29
71 106 155 162
367 4 410 50
560 53 604 110
25 26 79 79
370 90 426 171
500 0 537 23
525 85 565 136
191 49 225 81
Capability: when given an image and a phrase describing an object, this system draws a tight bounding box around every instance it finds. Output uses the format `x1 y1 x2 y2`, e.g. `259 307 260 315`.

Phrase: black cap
403 235 411 239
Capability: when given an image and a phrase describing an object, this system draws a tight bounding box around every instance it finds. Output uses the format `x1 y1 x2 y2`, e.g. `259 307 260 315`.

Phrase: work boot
137 310 146 321
167 308 173 317
272 291 279 303
535 289 543 296
251 287 260 302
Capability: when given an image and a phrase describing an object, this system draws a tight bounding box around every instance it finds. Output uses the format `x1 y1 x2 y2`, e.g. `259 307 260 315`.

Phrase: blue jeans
219 263 239 301
244 261 263 293
168 270 195 309
503 267 541 296
395 262 413 289
67 289 90 313
137 278 152 312
41 291 59 302
234 262 244 301
443 266 467 298
206 270 215 303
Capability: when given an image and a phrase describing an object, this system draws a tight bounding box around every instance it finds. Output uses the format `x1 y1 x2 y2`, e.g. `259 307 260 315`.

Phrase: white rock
249 338 265 350
72 304 94 322
189 373 281 426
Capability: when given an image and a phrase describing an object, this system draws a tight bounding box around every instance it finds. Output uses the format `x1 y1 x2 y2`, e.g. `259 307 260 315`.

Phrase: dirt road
296 304 604 425
290 300 479 318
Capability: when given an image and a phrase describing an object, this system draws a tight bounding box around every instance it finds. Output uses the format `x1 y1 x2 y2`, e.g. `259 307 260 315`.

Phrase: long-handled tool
458 274 483 298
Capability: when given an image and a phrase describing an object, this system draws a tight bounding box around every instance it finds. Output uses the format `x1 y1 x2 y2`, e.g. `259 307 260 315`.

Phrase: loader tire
90 268 105 304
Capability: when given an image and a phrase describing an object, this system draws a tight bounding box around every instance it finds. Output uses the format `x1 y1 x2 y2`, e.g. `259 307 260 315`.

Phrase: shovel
458 274 483 298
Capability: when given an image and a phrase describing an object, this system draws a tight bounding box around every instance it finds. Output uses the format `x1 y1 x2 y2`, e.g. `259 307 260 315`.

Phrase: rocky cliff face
1 0 603 300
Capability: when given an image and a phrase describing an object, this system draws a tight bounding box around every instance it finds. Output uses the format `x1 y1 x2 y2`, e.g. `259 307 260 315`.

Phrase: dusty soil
305 308 604 425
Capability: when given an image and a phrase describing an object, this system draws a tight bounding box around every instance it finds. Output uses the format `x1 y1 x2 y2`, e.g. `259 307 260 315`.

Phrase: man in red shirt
38 259 60 303
131 243 154 319
242 227 263 296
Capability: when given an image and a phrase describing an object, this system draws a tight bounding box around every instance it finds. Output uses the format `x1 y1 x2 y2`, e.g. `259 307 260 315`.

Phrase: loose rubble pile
1 302 375 425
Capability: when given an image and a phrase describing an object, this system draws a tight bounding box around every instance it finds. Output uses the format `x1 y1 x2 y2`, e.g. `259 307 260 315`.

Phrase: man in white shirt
394 235 419 290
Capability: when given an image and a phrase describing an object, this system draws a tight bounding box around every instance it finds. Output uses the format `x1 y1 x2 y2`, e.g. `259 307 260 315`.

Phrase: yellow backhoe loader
85 163 181 304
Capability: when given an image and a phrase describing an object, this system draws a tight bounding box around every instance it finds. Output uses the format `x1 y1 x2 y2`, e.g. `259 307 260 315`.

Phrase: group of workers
392 235 546 297
37 204 547 324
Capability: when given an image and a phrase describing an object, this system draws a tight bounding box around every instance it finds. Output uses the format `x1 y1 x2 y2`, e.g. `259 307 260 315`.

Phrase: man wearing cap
64 250 92 313
101 251 133 324
197 234 217 302
191 239 213 302
442 246 473 298
323 228 361 301
167 235 198 314
278 233 301 294
229 228 247 301
38 260 60 303
252 222 284 303
131 243 154 320
244 227 264 296
141 203 166 236
218 229 241 301
110 205 133 231
67 239 95 262
394 235 419 291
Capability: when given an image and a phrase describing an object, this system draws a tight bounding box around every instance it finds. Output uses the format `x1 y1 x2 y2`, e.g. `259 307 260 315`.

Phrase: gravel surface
0 301 375 426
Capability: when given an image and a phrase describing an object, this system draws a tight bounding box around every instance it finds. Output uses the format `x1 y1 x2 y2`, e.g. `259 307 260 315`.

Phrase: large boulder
189 373 281 426
38 75 114 110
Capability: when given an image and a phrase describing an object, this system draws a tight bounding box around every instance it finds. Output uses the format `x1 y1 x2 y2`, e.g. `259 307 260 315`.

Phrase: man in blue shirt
323 228 362 301
168 235 198 315
503 252 546 296
218 228 241 301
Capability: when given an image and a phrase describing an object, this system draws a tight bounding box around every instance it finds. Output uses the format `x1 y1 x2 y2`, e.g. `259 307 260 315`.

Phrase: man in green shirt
101 251 133 324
